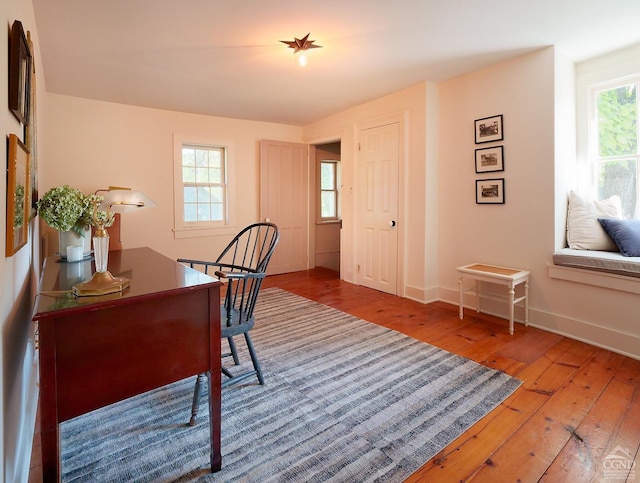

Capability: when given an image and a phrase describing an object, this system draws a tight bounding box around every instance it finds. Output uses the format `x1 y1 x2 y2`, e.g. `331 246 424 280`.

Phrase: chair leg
227 337 240 365
245 332 264 385
189 373 204 426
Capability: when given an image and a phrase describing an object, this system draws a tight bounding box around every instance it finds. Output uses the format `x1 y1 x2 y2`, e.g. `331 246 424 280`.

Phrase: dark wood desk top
34 247 220 319
34 247 224 479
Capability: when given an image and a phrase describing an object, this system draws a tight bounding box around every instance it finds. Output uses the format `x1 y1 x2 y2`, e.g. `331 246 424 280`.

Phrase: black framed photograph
6 134 30 256
8 20 32 125
474 114 503 144
476 178 505 204
475 145 504 173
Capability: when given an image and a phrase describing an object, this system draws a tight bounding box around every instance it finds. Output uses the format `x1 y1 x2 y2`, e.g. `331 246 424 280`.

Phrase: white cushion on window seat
566 191 622 251
553 247 640 278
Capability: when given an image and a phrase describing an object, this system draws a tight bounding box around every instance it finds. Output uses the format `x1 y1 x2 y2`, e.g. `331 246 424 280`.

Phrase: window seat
550 248 640 294
553 248 640 278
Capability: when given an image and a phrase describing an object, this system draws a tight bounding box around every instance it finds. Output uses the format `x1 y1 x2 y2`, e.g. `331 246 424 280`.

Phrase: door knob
389 220 396 227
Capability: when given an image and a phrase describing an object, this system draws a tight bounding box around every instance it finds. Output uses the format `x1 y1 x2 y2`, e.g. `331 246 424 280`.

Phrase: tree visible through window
181 144 226 223
591 79 639 218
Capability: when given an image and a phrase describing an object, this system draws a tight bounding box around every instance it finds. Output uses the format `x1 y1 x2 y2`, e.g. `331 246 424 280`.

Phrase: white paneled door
357 123 399 294
260 139 309 275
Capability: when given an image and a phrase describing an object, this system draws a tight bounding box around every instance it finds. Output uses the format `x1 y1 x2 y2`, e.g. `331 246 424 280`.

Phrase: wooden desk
457 263 530 335
33 247 222 481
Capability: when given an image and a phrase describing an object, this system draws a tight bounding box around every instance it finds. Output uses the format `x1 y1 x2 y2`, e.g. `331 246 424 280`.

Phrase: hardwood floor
262 268 640 482
29 267 639 482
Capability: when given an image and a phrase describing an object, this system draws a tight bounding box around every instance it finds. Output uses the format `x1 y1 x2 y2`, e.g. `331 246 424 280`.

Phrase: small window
173 135 236 238
319 160 340 221
182 144 226 223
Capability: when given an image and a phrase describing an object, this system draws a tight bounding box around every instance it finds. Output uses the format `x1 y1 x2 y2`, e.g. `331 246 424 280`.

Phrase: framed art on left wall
6 134 30 256
8 20 32 125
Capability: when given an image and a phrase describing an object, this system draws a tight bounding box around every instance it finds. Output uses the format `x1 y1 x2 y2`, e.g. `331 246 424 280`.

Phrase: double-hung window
588 76 640 218
319 160 340 221
173 135 235 238
182 144 226 223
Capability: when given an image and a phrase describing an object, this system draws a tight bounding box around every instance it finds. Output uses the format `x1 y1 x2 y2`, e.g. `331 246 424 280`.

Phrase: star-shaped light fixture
280 33 322 67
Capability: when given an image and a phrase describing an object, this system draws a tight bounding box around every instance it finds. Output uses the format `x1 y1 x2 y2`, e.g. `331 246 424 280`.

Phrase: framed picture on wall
476 178 505 204
474 114 503 144
6 134 31 256
8 20 33 125
475 145 504 173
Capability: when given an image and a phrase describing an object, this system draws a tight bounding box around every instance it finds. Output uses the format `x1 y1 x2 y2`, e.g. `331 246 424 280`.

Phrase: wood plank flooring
29 267 640 482
262 268 640 482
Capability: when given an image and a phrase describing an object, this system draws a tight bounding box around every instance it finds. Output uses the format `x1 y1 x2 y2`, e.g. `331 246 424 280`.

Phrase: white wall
303 83 433 299
40 94 303 262
438 48 556 298
2 0 43 480
438 47 640 360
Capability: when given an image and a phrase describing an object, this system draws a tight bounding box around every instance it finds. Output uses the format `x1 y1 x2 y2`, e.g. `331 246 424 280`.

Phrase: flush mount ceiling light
280 33 322 67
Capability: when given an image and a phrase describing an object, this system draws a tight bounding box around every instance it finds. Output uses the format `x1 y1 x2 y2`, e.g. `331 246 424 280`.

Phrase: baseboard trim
404 284 439 304
439 286 640 361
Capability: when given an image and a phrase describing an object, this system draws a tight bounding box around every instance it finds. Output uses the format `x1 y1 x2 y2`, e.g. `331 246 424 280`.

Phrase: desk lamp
72 187 155 296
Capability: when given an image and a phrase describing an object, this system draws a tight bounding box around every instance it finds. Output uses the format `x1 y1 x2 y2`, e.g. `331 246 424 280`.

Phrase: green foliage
36 186 114 234
14 184 25 228
597 85 637 157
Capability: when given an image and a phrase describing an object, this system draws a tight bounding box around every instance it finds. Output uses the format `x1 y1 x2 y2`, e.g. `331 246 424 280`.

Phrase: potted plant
37 185 114 256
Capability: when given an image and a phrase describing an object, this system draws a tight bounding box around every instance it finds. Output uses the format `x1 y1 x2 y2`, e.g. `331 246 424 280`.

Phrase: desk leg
206 371 222 472
458 274 464 319
40 427 60 481
508 284 515 335
475 281 480 314
39 322 61 481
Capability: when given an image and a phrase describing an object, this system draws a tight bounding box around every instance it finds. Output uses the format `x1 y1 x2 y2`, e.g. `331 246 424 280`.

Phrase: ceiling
32 0 640 126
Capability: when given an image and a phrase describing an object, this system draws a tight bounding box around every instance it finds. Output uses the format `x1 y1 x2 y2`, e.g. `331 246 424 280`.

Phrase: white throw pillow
566 191 622 251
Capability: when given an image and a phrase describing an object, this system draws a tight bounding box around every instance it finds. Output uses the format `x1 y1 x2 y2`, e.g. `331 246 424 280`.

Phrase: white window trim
317 159 340 223
172 133 237 239
576 43 640 197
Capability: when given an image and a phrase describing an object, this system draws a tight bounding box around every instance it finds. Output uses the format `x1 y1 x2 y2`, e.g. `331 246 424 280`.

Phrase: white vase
59 226 92 257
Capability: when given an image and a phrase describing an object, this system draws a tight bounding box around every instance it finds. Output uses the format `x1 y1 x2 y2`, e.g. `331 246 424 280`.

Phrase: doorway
313 142 341 274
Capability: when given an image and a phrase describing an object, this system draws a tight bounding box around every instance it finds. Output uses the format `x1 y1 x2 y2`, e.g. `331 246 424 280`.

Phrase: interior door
260 139 309 275
357 123 399 294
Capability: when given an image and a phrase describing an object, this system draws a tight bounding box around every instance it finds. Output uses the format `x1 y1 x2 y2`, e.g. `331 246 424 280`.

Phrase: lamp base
72 270 130 296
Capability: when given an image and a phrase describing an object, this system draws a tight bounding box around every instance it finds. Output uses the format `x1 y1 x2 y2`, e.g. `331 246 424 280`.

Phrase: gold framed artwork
6 134 30 256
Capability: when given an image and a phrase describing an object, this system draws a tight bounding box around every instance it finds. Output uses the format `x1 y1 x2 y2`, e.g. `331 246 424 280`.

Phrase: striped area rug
60 288 521 482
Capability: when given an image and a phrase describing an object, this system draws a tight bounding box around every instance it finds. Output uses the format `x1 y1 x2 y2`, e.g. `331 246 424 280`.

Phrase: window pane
182 148 195 166
195 167 209 183
321 191 336 218
197 186 212 202
197 204 211 221
321 162 335 190
209 167 222 183
597 158 638 218
209 150 222 166
195 149 208 167
597 84 637 157
211 203 224 221
184 186 197 202
211 186 224 202
184 204 197 222
182 167 196 182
